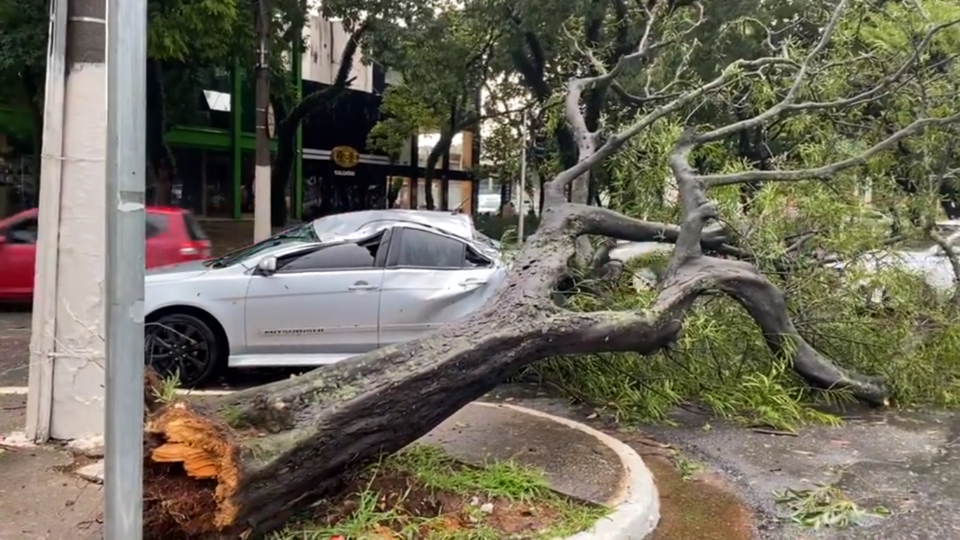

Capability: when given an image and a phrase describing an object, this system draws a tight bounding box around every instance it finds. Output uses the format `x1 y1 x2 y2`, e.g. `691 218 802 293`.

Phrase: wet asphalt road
483 387 960 540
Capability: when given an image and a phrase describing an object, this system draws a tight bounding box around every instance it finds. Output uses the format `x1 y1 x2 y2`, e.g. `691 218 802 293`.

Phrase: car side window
280 240 381 272
464 248 491 268
395 229 465 268
7 218 38 244
146 214 168 240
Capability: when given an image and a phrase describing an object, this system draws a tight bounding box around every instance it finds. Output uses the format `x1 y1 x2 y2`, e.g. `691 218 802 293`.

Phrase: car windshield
205 222 318 268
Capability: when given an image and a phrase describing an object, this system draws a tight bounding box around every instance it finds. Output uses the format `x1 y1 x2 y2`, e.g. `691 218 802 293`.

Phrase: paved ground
0 308 30 387
0 394 638 539
13 375 960 539
484 385 960 540
0 395 103 540
421 401 625 505
646 407 960 540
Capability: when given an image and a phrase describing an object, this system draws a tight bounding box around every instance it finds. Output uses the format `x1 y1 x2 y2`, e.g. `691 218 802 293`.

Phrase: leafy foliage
0 0 47 78
147 0 243 64
364 3 511 172
505 0 960 429
0 0 49 128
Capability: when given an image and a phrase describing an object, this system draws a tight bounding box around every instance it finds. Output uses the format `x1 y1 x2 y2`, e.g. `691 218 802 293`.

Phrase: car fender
145 277 250 354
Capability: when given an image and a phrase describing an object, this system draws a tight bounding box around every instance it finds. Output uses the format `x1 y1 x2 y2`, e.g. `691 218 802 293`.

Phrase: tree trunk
146 59 174 206
269 22 370 226
253 0 272 240
422 138 449 210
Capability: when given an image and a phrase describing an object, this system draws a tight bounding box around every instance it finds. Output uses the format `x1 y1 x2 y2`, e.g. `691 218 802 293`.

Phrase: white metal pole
517 118 527 242
105 0 147 534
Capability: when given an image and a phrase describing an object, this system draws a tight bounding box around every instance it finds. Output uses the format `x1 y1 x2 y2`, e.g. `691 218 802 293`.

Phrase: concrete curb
472 402 660 540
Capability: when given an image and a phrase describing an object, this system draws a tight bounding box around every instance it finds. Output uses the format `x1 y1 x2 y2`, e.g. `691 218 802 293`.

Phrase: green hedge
475 213 540 243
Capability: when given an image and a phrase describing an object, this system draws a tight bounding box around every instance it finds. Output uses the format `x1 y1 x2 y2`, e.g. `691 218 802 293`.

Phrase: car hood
146 259 211 283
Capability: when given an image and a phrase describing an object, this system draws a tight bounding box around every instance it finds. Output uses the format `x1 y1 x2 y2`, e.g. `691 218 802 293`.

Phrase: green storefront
164 56 303 221
0 54 306 222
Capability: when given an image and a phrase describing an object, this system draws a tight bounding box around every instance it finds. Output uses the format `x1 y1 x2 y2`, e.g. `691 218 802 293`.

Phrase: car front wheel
145 312 222 388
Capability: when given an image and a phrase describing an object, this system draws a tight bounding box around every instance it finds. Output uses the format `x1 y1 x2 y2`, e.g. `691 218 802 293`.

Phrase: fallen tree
142 1 960 537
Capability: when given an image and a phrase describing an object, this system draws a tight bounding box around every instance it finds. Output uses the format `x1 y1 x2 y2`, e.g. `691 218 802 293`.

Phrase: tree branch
545 55 793 205
701 113 960 187
696 15 960 145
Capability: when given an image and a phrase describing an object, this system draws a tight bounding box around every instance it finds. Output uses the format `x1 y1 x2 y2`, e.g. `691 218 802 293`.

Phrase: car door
378 227 496 346
244 231 387 356
0 215 39 300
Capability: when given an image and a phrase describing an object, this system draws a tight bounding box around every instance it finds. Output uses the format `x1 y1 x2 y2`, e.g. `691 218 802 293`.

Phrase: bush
474 212 541 244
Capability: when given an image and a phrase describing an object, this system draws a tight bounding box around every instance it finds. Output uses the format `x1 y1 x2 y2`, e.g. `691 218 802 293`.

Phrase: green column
231 55 243 220
293 41 304 221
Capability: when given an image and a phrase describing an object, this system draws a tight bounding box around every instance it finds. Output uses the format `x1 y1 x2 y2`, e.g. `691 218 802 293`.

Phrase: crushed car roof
310 209 475 242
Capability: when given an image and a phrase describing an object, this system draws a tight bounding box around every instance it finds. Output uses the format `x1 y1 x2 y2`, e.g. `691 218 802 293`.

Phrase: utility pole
105 0 147 534
253 0 272 241
27 0 110 440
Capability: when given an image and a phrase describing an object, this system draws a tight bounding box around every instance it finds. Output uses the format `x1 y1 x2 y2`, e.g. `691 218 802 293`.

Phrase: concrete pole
104 0 146 533
253 0 272 240
27 0 109 441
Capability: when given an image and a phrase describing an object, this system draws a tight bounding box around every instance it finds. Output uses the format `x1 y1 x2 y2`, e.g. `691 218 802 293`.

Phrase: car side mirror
257 256 278 275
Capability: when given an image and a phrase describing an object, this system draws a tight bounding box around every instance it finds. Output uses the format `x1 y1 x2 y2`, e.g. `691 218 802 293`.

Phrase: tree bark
146 59 175 206
253 0 272 241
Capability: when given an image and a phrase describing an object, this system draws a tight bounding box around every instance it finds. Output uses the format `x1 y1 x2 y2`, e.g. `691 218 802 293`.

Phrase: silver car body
144 210 507 369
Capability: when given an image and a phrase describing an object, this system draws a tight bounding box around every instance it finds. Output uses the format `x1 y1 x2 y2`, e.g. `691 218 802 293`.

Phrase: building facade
0 14 479 221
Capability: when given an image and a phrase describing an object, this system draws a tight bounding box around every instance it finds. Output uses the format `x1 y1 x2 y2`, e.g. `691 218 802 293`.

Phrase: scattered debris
774 484 890 529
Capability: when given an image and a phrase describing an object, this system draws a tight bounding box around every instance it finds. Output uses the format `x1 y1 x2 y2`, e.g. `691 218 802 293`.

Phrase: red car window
181 212 208 241
146 213 169 240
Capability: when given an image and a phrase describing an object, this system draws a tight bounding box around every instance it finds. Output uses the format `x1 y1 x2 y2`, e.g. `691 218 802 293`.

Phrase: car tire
145 312 223 388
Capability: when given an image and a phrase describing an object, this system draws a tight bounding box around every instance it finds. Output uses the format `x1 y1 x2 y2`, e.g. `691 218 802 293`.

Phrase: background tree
0 0 51 178
145 0 247 204
267 0 436 225
365 5 512 209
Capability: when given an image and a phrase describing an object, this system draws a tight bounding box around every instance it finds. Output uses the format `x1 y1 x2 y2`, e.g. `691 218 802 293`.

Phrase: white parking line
0 386 236 396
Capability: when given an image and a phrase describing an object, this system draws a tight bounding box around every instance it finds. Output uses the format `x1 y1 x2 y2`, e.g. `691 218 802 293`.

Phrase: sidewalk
0 395 103 540
0 389 759 540
1 395 661 539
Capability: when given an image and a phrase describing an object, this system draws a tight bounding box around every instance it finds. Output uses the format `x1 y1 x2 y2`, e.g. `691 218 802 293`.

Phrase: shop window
240 151 284 216
170 147 203 214
204 151 233 217
448 180 473 214
415 178 443 209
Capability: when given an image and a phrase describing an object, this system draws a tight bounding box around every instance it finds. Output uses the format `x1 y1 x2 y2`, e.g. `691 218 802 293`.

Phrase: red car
0 207 211 301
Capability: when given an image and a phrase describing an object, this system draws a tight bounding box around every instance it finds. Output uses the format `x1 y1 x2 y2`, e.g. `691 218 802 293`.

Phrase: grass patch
273 444 606 540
